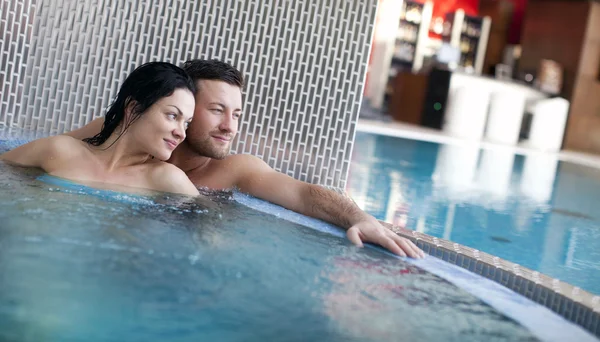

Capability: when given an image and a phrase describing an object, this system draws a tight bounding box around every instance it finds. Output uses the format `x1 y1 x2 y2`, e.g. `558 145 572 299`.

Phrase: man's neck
168 142 212 174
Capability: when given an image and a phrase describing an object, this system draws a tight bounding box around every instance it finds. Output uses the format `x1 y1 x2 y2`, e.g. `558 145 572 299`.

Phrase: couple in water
1 59 424 259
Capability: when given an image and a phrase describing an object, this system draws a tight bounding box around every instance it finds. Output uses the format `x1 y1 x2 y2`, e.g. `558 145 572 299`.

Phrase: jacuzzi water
347 132 600 296
0 127 596 341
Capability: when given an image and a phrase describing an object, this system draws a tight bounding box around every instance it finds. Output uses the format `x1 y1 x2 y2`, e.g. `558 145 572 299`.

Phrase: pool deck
356 118 600 337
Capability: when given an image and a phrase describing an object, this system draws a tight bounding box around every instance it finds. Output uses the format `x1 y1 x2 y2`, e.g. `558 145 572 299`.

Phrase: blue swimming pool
346 131 600 296
1 127 598 341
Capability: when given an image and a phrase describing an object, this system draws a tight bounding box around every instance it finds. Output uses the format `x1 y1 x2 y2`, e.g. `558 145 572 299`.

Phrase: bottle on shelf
367 0 434 109
443 9 491 74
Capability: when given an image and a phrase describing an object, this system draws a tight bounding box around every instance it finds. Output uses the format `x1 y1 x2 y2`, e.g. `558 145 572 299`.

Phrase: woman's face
129 88 195 160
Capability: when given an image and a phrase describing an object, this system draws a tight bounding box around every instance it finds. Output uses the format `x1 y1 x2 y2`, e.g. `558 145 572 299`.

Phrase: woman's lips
164 139 178 150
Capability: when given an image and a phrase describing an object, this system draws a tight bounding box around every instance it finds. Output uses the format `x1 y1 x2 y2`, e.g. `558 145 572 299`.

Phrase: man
68 59 424 258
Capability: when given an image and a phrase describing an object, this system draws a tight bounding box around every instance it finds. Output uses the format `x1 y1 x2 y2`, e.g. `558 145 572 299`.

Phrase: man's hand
230 155 425 258
346 219 425 258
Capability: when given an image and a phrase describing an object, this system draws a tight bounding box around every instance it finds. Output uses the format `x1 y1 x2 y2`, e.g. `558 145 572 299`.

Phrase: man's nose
219 113 235 133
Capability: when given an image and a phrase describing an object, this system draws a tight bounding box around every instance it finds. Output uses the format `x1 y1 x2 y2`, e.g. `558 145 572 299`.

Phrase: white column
485 91 526 145
527 97 570 152
443 86 490 140
366 0 404 108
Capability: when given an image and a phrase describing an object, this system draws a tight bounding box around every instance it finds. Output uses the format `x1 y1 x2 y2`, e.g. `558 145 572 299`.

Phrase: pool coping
383 221 600 337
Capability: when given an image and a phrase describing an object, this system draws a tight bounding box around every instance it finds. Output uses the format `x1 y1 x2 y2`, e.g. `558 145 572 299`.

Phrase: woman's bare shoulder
150 161 186 176
148 161 199 196
1 135 89 168
30 135 85 150
46 135 94 158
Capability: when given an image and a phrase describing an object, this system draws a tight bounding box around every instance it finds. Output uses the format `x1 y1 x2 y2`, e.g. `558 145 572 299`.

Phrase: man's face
184 80 243 159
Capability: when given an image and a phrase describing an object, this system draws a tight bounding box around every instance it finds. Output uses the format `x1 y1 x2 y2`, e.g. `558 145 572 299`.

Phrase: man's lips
212 135 231 143
164 139 178 150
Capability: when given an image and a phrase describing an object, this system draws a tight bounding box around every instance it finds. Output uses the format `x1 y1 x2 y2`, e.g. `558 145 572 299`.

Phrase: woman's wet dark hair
84 62 196 146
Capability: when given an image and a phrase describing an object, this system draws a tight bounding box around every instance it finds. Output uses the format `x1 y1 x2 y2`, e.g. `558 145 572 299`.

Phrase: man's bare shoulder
187 154 273 190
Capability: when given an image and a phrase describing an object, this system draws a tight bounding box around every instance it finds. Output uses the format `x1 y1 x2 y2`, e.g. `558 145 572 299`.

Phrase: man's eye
234 113 242 119
211 109 223 114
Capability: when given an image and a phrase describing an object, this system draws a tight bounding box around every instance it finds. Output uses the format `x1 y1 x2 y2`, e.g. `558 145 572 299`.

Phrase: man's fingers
379 235 407 257
346 228 364 247
410 239 426 258
390 233 424 258
346 224 425 258
400 239 422 259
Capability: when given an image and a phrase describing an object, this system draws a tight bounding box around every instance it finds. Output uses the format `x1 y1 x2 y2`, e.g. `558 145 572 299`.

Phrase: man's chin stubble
212 148 230 160
194 142 229 160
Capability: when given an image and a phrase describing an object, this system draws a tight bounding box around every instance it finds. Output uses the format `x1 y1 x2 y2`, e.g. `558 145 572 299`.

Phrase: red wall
427 0 527 43
428 0 479 39
506 0 527 44
431 0 479 20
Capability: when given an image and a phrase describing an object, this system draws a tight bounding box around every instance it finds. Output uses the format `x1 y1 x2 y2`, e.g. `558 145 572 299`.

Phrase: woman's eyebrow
166 105 183 116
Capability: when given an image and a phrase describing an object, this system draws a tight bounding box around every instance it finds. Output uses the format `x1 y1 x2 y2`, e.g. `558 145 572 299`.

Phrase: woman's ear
123 98 137 126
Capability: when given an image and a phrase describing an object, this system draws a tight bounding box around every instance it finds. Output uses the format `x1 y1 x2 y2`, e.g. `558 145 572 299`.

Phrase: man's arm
64 117 105 140
232 154 424 258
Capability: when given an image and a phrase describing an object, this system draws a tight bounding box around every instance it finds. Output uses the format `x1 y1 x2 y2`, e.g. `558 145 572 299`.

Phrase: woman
1 62 200 196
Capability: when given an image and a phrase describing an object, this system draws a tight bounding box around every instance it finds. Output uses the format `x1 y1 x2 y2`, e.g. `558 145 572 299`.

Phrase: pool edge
383 221 600 337
356 119 600 170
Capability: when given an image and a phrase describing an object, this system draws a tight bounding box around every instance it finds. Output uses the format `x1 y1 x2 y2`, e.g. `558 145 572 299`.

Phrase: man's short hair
182 59 245 89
